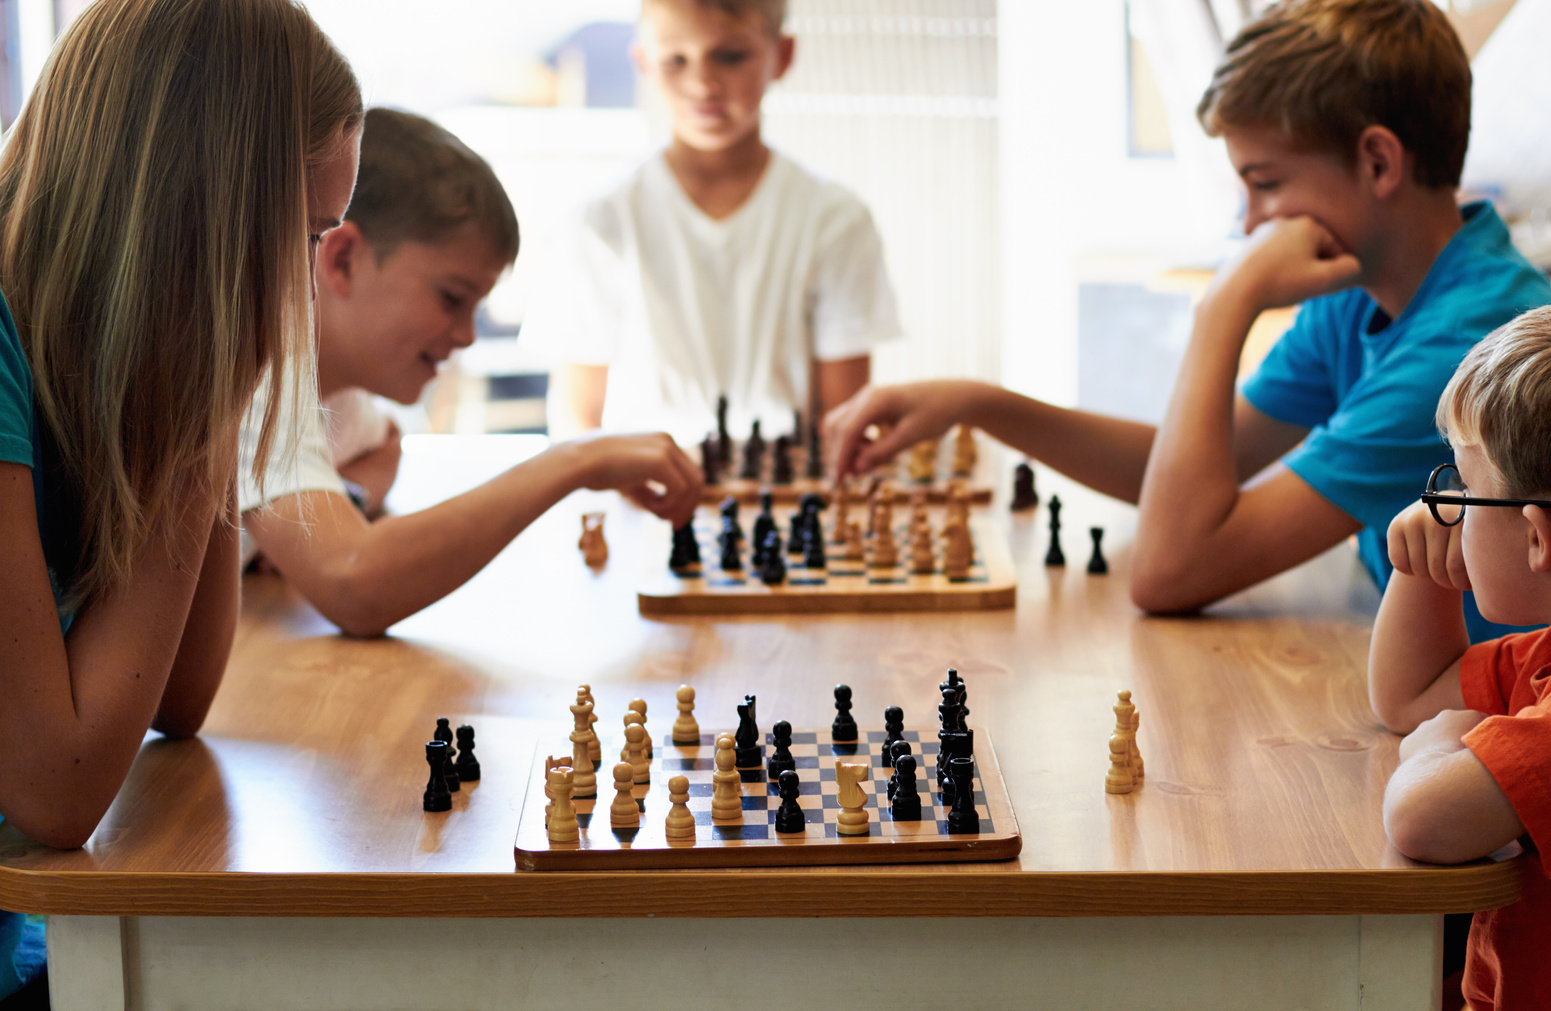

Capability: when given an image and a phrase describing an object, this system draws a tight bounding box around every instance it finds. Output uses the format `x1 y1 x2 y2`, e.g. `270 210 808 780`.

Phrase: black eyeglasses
1422 463 1551 526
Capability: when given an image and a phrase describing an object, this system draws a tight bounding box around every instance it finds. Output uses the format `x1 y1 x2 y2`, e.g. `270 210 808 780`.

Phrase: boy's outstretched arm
1384 709 1523 865
245 433 701 637
1131 217 1363 612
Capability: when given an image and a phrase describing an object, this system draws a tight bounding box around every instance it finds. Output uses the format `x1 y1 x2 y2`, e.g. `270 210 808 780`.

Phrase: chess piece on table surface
1130 709 1144 780
716 394 732 463
669 523 702 575
620 710 645 762
869 502 898 569
803 521 827 570
569 718 597 800
831 684 858 744
423 740 453 813
1010 462 1038 511
629 698 652 759
751 492 776 566
805 414 824 479
546 765 579 844
890 753 922 821
579 512 608 568
1105 690 1138 795
886 739 913 801
740 421 765 480
700 435 720 486
609 763 640 829
624 723 650 785
882 707 905 753
951 424 978 477
759 529 787 585
842 513 866 562
835 760 871 836
454 724 481 782
1044 495 1065 567
907 439 937 483
771 434 793 485
434 718 460 791
672 684 700 745
767 720 796 777
734 694 760 768
774 769 805 834
941 515 973 580
910 520 935 574
570 695 601 771
665 775 696 840
711 733 743 823
719 517 743 571
945 756 980 834
1087 527 1108 575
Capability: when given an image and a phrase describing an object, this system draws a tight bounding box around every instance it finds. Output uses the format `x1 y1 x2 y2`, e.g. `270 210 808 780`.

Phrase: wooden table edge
0 862 1521 918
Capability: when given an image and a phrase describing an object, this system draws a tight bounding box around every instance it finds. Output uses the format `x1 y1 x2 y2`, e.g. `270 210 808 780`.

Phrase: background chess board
514 726 1020 870
637 512 1017 615
701 440 994 506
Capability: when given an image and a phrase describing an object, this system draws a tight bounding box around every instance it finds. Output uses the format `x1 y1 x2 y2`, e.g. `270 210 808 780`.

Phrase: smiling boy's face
636 0 793 153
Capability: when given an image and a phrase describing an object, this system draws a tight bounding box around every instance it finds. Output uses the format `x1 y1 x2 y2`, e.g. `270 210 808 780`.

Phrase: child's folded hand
1399 708 1488 762
1214 215 1363 312
1387 499 1470 591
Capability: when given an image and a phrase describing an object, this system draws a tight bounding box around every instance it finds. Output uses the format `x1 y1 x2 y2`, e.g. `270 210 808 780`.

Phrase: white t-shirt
524 149 901 443
237 381 392 566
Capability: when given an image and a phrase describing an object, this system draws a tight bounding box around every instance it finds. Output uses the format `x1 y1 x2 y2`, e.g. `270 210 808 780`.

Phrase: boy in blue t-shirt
825 0 1550 639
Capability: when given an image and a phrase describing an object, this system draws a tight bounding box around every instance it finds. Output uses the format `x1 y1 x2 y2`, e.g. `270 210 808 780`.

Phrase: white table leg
1360 914 1444 1011
45 915 127 1011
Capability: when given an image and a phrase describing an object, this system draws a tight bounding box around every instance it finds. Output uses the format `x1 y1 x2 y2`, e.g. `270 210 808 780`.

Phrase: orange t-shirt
1459 627 1551 1010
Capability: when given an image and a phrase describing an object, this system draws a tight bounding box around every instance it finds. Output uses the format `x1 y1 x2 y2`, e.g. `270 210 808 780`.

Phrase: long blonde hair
0 0 361 606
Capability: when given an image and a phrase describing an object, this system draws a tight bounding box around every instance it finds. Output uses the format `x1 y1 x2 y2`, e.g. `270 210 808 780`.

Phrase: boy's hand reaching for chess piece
567 431 703 527
823 380 985 480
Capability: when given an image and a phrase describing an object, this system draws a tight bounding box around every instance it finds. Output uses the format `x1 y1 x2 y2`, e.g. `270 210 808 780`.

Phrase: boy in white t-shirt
526 0 900 444
239 109 701 636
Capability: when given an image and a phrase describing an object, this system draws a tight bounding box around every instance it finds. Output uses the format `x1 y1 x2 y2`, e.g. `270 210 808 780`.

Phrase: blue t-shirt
1242 202 1551 641
0 292 51 997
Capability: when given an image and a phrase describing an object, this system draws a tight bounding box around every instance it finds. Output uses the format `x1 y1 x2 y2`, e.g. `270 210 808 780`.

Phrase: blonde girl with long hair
0 0 360 960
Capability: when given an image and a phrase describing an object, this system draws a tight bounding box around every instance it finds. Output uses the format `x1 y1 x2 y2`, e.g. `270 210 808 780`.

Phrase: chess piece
909 489 929 535
665 774 696 840
669 523 702 575
716 394 732 463
767 720 796 777
569 717 597 800
734 694 760 768
759 529 786 585
629 698 652 759
887 740 913 801
719 496 742 537
869 501 898 568
786 510 806 557
751 492 776 567
803 521 827 570
719 516 743 571
836 760 870 836
546 765 579 843
805 414 824 479
831 684 858 743
946 756 979 833
700 434 720 486
771 434 793 485
951 424 978 476
620 710 645 762
941 514 972 580
910 519 935 574
1087 527 1108 575
422 741 452 812
434 718 460 791
907 439 937 483
842 513 866 562
1105 690 1138 795
570 694 601 772
672 684 700 745
1045 495 1065 567
609 763 640 829
542 754 565 823
579 512 608 568
1130 709 1144 780
883 706 905 753
454 724 481 782
890 753 922 821
1011 461 1038 510
624 723 650 785
740 420 765 480
774 769 805 833
711 733 743 823
831 485 852 544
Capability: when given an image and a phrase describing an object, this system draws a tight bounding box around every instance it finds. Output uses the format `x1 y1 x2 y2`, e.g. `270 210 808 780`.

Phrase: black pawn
767 720 796 778
716 394 732 463
887 739 913 801
774 769 805 833
1010 461 1038 511
735 694 760 768
1087 527 1108 575
803 524 827 570
700 435 721 486
805 418 824 480
669 523 702 573
454 724 481 782
883 706 904 753
435 717 460 791
719 497 743 541
832 684 858 743
740 421 765 480
787 511 806 557
719 518 743 571
890 754 922 821
771 434 793 485
946 755 980 834
759 529 786 585
751 492 776 567
423 740 452 812
1045 494 1065 567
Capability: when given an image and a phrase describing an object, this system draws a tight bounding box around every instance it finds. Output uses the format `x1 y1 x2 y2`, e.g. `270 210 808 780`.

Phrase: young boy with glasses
1369 305 1551 1008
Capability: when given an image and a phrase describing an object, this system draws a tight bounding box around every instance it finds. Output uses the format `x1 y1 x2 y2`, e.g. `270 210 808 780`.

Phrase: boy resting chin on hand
1369 305 1551 1009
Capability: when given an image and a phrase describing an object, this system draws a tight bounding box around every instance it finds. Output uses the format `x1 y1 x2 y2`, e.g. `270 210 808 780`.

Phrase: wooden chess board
702 440 993 506
514 726 1020 871
636 510 1017 615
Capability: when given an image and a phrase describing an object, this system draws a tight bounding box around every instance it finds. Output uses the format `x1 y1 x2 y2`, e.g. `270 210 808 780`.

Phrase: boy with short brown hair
1370 306 1551 1008
825 0 1549 639
525 0 900 444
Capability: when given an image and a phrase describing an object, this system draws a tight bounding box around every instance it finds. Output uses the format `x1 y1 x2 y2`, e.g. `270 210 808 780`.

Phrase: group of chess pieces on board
667 477 979 585
538 670 985 846
1009 462 1109 575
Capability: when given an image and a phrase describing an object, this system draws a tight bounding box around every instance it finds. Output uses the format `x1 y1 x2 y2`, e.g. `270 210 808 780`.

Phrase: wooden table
0 436 1520 1011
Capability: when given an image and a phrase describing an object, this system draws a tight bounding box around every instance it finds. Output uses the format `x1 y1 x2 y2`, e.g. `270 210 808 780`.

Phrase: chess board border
700 478 993 507
637 514 1017 616
514 725 1021 871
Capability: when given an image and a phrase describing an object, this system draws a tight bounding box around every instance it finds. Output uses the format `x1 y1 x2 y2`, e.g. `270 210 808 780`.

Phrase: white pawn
629 698 652 759
625 723 650 785
621 710 645 762
610 763 639 829
711 733 743 823
665 774 696 841
547 766 578 843
673 684 700 745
